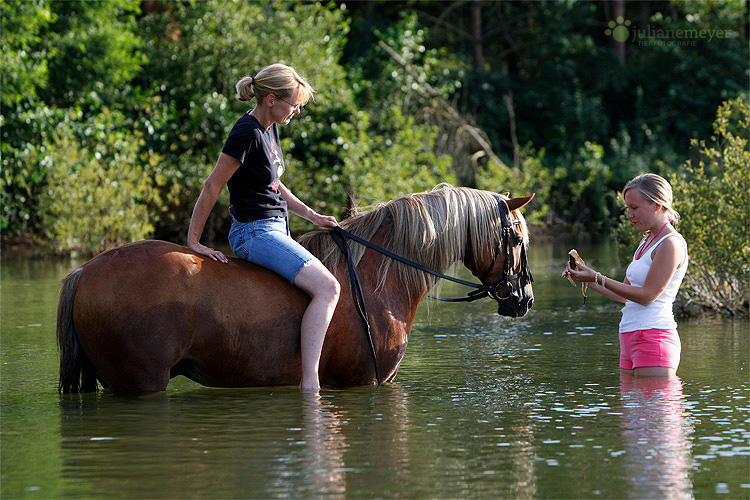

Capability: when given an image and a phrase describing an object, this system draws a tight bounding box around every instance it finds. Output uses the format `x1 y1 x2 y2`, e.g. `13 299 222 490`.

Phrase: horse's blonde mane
298 186 528 299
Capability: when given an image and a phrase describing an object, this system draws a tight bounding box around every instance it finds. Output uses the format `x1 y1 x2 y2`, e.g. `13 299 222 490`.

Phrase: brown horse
58 187 534 393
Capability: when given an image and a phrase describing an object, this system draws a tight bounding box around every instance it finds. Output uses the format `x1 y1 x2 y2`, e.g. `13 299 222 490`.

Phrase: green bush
341 106 454 209
551 141 615 231
617 97 749 317
1 104 66 237
39 109 158 254
476 144 553 225
669 97 749 316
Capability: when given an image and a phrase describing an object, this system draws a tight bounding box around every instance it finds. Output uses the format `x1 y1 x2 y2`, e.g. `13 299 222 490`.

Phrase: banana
565 249 588 305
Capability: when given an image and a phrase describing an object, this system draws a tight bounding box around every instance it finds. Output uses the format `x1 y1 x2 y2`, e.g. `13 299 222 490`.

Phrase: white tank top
619 232 689 333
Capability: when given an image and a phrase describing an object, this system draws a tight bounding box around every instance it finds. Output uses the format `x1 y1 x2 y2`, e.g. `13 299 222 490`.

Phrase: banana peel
565 249 588 305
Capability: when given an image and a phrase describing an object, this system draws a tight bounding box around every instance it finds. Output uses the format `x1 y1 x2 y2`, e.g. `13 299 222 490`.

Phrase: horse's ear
506 193 535 211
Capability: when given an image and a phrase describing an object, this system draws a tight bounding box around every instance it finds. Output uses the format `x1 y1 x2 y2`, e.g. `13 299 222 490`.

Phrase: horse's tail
57 267 98 393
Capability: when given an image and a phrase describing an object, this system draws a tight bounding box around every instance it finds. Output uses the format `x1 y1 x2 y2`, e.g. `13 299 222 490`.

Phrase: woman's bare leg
633 366 677 379
293 261 340 391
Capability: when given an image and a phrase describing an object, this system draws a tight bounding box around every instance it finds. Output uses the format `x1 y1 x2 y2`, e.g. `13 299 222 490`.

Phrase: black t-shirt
223 113 287 222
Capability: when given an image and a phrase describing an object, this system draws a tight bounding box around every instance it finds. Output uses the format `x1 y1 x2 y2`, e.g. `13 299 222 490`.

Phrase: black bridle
472 197 534 301
329 195 533 384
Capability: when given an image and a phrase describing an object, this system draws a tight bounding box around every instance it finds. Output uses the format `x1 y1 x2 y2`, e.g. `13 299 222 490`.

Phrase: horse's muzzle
496 285 534 318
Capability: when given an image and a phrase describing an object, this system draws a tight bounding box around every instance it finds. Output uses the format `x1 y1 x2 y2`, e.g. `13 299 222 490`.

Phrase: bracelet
594 271 601 287
602 274 607 289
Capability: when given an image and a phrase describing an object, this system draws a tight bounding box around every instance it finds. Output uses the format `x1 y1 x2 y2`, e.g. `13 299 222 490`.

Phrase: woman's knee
295 262 340 301
316 268 340 302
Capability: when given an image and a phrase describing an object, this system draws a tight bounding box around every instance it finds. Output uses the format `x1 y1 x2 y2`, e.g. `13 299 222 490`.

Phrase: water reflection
55 386 414 498
301 392 347 496
619 376 694 499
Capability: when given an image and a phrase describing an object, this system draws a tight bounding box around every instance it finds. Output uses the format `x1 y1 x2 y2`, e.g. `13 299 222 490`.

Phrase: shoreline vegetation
2 219 746 320
2 1 747 317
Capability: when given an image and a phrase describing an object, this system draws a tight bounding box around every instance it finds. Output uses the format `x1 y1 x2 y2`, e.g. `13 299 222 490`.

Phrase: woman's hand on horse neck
187 153 240 263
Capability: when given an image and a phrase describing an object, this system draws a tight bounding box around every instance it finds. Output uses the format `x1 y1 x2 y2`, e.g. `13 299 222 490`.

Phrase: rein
329 195 533 385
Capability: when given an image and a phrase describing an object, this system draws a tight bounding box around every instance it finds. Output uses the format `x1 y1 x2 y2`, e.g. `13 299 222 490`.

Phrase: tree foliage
39 109 158 254
616 97 749 316
1 0 145 240
344 0 747 228
1 0 746 284
0 0 54 108
44 0 145 108
670 97 749 316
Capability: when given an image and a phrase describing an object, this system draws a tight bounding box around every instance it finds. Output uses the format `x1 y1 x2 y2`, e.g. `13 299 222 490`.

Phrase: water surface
1 242 748 498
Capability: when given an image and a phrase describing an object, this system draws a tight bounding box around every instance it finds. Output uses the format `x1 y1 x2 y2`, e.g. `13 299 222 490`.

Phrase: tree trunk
471 0 483 69
613 0 626 67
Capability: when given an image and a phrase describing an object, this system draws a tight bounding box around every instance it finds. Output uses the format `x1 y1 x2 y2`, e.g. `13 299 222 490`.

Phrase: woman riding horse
186 64 339 392
58 187 534 393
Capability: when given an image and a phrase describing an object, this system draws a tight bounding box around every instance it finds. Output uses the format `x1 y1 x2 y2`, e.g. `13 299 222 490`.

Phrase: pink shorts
619 328 681 370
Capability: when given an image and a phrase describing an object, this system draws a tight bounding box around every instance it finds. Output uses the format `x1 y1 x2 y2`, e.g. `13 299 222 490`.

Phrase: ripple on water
687 385 750 461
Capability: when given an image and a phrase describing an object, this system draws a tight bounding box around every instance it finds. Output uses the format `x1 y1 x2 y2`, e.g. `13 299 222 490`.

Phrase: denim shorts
228 217 316 284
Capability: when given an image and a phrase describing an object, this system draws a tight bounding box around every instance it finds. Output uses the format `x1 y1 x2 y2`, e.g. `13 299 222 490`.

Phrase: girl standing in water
566 174 688 378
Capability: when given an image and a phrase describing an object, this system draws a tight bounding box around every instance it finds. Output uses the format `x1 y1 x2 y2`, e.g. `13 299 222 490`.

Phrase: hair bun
236 76 256 102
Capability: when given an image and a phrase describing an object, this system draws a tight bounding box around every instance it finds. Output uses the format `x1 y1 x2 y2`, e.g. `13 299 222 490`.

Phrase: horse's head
465 194 535 318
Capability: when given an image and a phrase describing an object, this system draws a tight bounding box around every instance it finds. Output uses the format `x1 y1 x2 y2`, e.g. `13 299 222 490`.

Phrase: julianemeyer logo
605 16 631 42
605 16 736 47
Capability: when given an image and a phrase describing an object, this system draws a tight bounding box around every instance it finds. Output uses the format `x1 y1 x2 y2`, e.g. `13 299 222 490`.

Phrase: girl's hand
565 262 595 283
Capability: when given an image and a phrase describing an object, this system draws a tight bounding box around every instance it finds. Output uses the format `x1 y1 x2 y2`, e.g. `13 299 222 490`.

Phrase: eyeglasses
275 95 304 111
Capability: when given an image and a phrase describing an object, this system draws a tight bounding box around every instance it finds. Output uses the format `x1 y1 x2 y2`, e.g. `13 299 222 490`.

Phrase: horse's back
77 239 305 312
72 240 309 391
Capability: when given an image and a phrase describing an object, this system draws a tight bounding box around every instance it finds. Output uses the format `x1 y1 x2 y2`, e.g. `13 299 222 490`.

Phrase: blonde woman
187 63 340 392
565 174 688 378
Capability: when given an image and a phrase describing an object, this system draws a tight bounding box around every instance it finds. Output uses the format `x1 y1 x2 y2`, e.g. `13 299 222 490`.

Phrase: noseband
329 195 534 384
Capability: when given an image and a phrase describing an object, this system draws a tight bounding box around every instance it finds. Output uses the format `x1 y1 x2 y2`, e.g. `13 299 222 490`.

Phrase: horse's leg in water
291 260 340 391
